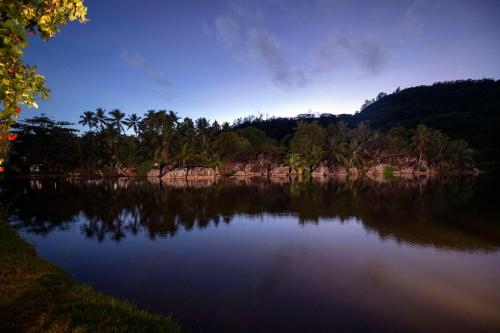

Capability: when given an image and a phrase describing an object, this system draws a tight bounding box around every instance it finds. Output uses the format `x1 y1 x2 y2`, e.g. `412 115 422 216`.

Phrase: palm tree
139 110 179 164
353 122 371 142
447 139 474 169
337 140 364 169
327 137 341 163
123 113 142 135
429 130 449 167
79 111 97 132
199 134 211 159
108 109 126 134
284 152 307 174
412 124 432 164
95 108 108 130
195 117 214 159
175 142 193 166
102 123 119 167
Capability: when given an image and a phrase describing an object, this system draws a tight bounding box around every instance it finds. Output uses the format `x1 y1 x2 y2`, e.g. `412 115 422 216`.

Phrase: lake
1 176 500 332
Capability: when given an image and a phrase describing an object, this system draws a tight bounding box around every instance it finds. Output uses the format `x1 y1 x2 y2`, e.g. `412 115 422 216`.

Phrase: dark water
1 176 500 333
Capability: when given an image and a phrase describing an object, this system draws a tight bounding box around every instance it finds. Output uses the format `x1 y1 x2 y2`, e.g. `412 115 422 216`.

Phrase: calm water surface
1 177 500 332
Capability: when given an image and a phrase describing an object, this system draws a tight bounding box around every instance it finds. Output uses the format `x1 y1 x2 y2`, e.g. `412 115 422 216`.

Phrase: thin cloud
317 34 387 76
121 51 171 91
350 38 386 75
201 20 212 36
248 29 308 87
404 0 446 45
214 14 243 52
212 12 308 88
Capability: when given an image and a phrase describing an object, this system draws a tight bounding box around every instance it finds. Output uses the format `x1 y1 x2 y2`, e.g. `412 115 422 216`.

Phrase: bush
137 160 155 175
383 165 396 179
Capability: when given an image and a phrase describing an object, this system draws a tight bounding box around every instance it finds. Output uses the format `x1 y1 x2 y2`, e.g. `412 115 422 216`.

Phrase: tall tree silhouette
95 108 108 130
412 124 432 165
124 113 142 136
79 111 97 132
138 110 179 164
108 109 126 134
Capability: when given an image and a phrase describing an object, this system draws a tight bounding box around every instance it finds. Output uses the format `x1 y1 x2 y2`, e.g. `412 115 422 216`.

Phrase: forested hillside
356 79 500 169
236 79 500 169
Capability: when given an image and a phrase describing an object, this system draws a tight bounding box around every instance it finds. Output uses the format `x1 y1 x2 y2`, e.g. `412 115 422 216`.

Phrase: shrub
137 160 155 175
383 165 396 179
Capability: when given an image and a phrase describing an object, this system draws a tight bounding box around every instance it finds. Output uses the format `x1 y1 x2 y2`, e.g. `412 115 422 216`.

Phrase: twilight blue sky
24 0 500 127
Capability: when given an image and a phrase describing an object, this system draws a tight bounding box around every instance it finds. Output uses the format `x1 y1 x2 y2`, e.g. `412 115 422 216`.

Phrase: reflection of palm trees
2 177 496 250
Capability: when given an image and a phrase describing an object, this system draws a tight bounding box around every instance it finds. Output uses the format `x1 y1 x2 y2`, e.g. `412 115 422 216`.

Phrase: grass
0 218 182 333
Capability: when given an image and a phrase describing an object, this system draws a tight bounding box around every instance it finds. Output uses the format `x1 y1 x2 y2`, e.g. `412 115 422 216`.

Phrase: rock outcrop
348 167 359 179
162 167 217 179
244 163 267 176
326 165 346 178
366 164 388 177
117 168 137 177
223 152 280 177
360 139 444 176
269 166 290 177
221 161 245 176
187 167 217 179
147 168 161 178
312 162 329 177
162 168 188 179
118 141 478 181
160 164 175 177
289 168 303 177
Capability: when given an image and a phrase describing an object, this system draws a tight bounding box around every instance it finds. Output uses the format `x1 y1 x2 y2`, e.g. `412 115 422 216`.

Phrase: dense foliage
6 105 475 175
0 0 87 164
356 79 500 169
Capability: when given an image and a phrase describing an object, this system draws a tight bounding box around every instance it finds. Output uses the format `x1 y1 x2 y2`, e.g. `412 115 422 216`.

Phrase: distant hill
235 79 500 170
355 79 500 169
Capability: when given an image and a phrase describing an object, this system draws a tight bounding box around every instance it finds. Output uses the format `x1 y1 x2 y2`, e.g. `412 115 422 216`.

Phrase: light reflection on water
1 176 500 333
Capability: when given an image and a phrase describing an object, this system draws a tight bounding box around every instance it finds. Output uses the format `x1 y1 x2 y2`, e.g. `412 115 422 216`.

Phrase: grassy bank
0 218 181 333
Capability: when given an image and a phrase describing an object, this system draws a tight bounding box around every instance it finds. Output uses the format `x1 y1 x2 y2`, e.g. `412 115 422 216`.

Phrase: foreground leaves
1 0 88 160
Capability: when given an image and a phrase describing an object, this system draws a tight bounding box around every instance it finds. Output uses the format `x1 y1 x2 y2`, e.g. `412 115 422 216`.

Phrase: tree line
5 107 474 175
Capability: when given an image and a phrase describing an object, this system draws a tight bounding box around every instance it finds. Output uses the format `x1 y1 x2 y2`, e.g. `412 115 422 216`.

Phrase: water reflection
1 176 500 332
1 176 499 250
